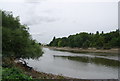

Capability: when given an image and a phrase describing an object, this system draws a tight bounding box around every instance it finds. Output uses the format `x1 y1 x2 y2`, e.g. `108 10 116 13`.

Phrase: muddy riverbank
46 46 119 54
15 61 73 79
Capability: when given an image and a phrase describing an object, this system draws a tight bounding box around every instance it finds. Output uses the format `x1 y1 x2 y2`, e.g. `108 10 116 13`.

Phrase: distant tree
96 31 99 35
101 31 104 34
96 36 105 48
48 26 119 48
53 36 56 41
82 40 90 49
58 40 62 47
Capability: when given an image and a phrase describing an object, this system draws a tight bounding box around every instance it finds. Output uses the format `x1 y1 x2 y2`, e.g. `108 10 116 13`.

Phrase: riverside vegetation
1 10 70 80
1 10 43 80
48 30 120 49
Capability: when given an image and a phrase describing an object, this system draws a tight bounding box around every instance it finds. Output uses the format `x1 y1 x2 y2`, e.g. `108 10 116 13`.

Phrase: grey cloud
21 2 58 26
23 16 58 26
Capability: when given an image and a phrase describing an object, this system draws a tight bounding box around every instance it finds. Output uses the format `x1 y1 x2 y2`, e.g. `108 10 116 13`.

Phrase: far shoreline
44 46 119 54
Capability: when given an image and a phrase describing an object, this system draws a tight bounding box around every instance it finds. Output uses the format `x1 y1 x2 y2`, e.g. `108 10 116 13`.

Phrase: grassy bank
14 61 71 79
46 46 119 54
2 58 72 80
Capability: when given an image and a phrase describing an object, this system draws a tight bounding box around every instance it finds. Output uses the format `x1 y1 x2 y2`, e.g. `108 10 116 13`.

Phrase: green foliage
49 29 120 49
2 10 43 59
82 40 90 48
2 67 32 81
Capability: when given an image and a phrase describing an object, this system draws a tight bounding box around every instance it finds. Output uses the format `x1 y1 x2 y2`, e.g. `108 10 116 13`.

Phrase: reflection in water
25 48 118 79
54 55 120 67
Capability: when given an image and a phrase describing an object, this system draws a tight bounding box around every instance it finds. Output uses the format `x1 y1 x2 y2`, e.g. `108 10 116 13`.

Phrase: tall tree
2 10 43 59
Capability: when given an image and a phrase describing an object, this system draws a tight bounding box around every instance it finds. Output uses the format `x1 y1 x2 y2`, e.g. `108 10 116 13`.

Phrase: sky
0 0 119 44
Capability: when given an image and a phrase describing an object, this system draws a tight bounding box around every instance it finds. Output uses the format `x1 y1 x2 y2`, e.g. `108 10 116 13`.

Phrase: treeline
48 30 120 49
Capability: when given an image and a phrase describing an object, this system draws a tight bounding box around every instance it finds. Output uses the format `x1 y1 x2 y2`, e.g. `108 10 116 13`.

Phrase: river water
25 47 119 79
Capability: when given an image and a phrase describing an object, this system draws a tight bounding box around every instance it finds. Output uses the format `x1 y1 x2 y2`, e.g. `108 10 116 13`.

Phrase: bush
2 67 32 80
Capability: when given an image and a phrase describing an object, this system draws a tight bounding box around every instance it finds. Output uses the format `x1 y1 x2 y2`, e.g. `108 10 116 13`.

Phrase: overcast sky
0 0 119 44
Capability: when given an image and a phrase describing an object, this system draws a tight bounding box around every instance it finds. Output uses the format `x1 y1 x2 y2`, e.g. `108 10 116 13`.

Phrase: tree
96 36 105 48
101 31 104 34
53 36 56 41
96 31 99 35
82 40 90 49
48 26 119 49
2 10 43 59
58 40 62 47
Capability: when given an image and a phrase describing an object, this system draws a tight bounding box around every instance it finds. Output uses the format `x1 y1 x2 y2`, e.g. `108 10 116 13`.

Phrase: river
25 47 119 79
